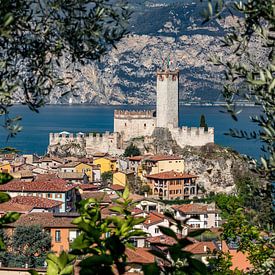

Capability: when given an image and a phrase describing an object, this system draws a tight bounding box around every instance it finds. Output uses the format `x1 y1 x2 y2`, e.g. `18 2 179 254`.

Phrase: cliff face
44 1 238 105
131 130 250 194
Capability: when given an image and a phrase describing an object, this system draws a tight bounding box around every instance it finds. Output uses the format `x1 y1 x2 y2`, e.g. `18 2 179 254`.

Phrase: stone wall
49 132 124 156
114 110 156 141
168 125 214 147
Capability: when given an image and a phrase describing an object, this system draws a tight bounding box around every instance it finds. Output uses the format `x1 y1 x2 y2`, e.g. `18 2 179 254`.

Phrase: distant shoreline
12 102 257 107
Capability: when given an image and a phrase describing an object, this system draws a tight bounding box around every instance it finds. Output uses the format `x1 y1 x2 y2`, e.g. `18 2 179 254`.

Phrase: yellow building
93 157 117 173
75 163 93 180
0 162 11 174
143 155 185 175
113 171 135 187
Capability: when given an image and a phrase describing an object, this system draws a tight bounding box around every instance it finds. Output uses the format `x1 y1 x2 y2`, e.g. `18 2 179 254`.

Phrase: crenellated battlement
167 125 214 147
114 110 155 119
49 131 119 146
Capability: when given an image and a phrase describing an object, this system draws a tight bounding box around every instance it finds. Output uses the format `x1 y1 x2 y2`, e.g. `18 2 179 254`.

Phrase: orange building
6 212 79 253
146 171 197 200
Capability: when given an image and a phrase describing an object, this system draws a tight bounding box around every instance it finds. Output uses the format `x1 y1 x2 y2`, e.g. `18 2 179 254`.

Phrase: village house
6 212 80 253
172 203 222 229
93 157 117 173
113 171 135 187
0 161 11 174
143 155 185 175
0 178 77 212
146 171 198 200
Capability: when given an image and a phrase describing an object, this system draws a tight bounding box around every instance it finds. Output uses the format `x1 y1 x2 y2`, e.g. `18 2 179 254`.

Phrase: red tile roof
146 171 197 180
0 178 76 193
81 192 112 203
125 248 155 264
0 202 33 213
78 184 99 191
128 156 143 161
8 212 77 228
172 203 219 214
146 235 178 246
222 241 252 271
10 196 62 209
185 241 217 254
111 184 125 191
143 212 165 226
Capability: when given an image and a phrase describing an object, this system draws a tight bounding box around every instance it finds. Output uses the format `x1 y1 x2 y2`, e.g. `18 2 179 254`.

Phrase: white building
172 203 222 229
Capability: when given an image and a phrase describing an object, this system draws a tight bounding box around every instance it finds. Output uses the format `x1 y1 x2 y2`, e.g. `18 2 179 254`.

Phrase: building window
47 193 52 198
144 123 146 128
124 123 127 127
204 214 208 218
55 194 62 199
155 228 159 234
55 230 61 242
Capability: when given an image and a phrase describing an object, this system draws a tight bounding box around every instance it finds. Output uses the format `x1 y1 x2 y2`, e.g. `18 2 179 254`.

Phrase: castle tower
156 70 179 128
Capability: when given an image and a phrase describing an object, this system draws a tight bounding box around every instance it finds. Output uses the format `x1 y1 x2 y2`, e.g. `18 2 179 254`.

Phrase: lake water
0 105 263 158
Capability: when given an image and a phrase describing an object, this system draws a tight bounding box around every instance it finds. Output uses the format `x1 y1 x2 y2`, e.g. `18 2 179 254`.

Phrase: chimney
144 192 148 198
203 245 207 252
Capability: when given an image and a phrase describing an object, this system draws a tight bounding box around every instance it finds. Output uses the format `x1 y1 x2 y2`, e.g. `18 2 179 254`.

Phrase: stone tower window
144 123 146 128
124 123 127 127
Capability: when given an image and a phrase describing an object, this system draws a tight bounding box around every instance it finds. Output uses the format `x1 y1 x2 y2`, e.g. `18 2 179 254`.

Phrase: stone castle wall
168 125 214 147
49 132 124 156
114 110 156 141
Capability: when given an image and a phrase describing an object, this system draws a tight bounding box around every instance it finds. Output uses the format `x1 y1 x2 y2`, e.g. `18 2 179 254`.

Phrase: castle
49 70 214 155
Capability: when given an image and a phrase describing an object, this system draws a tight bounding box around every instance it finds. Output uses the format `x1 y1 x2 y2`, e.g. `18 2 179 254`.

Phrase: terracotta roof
8 212 77 228
185 241 217 254
143 212 165 226
81 192 112 203
146 235 178 246
51 156 64 163
0 178 76 193
40 157 52 162
0 202 33 213
146 171 197 180
60 162 81 168
222 241 252 271
128 156 143 161
78 184 99 191
146 155 183 162
19 170 34 178
110 184 125 191
10 196 62 209
57 172 84 180
125 248 154 264
172 203 218 214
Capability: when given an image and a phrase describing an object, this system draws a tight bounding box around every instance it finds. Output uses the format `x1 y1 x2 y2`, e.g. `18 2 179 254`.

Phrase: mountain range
48 0 239 105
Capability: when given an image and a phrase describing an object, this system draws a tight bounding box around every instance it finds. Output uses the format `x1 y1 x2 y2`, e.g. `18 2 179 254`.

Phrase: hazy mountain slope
47 1 237 104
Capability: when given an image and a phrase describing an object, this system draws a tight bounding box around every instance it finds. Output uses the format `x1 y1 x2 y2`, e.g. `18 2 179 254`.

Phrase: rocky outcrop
131 134 251 194
48 141 86 158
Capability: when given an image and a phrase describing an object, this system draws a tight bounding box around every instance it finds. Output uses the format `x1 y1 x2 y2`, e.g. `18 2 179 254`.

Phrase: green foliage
199 114 208 131
207 249 241 275
69 187 146 274
0 172 13 184
123 143 141 157
6 225 51 268
45 251 75 275
144 212 208 275
222 208 274 274
0 173 20 251
101 171 113 183
0 0 130 139
201 0 275 181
